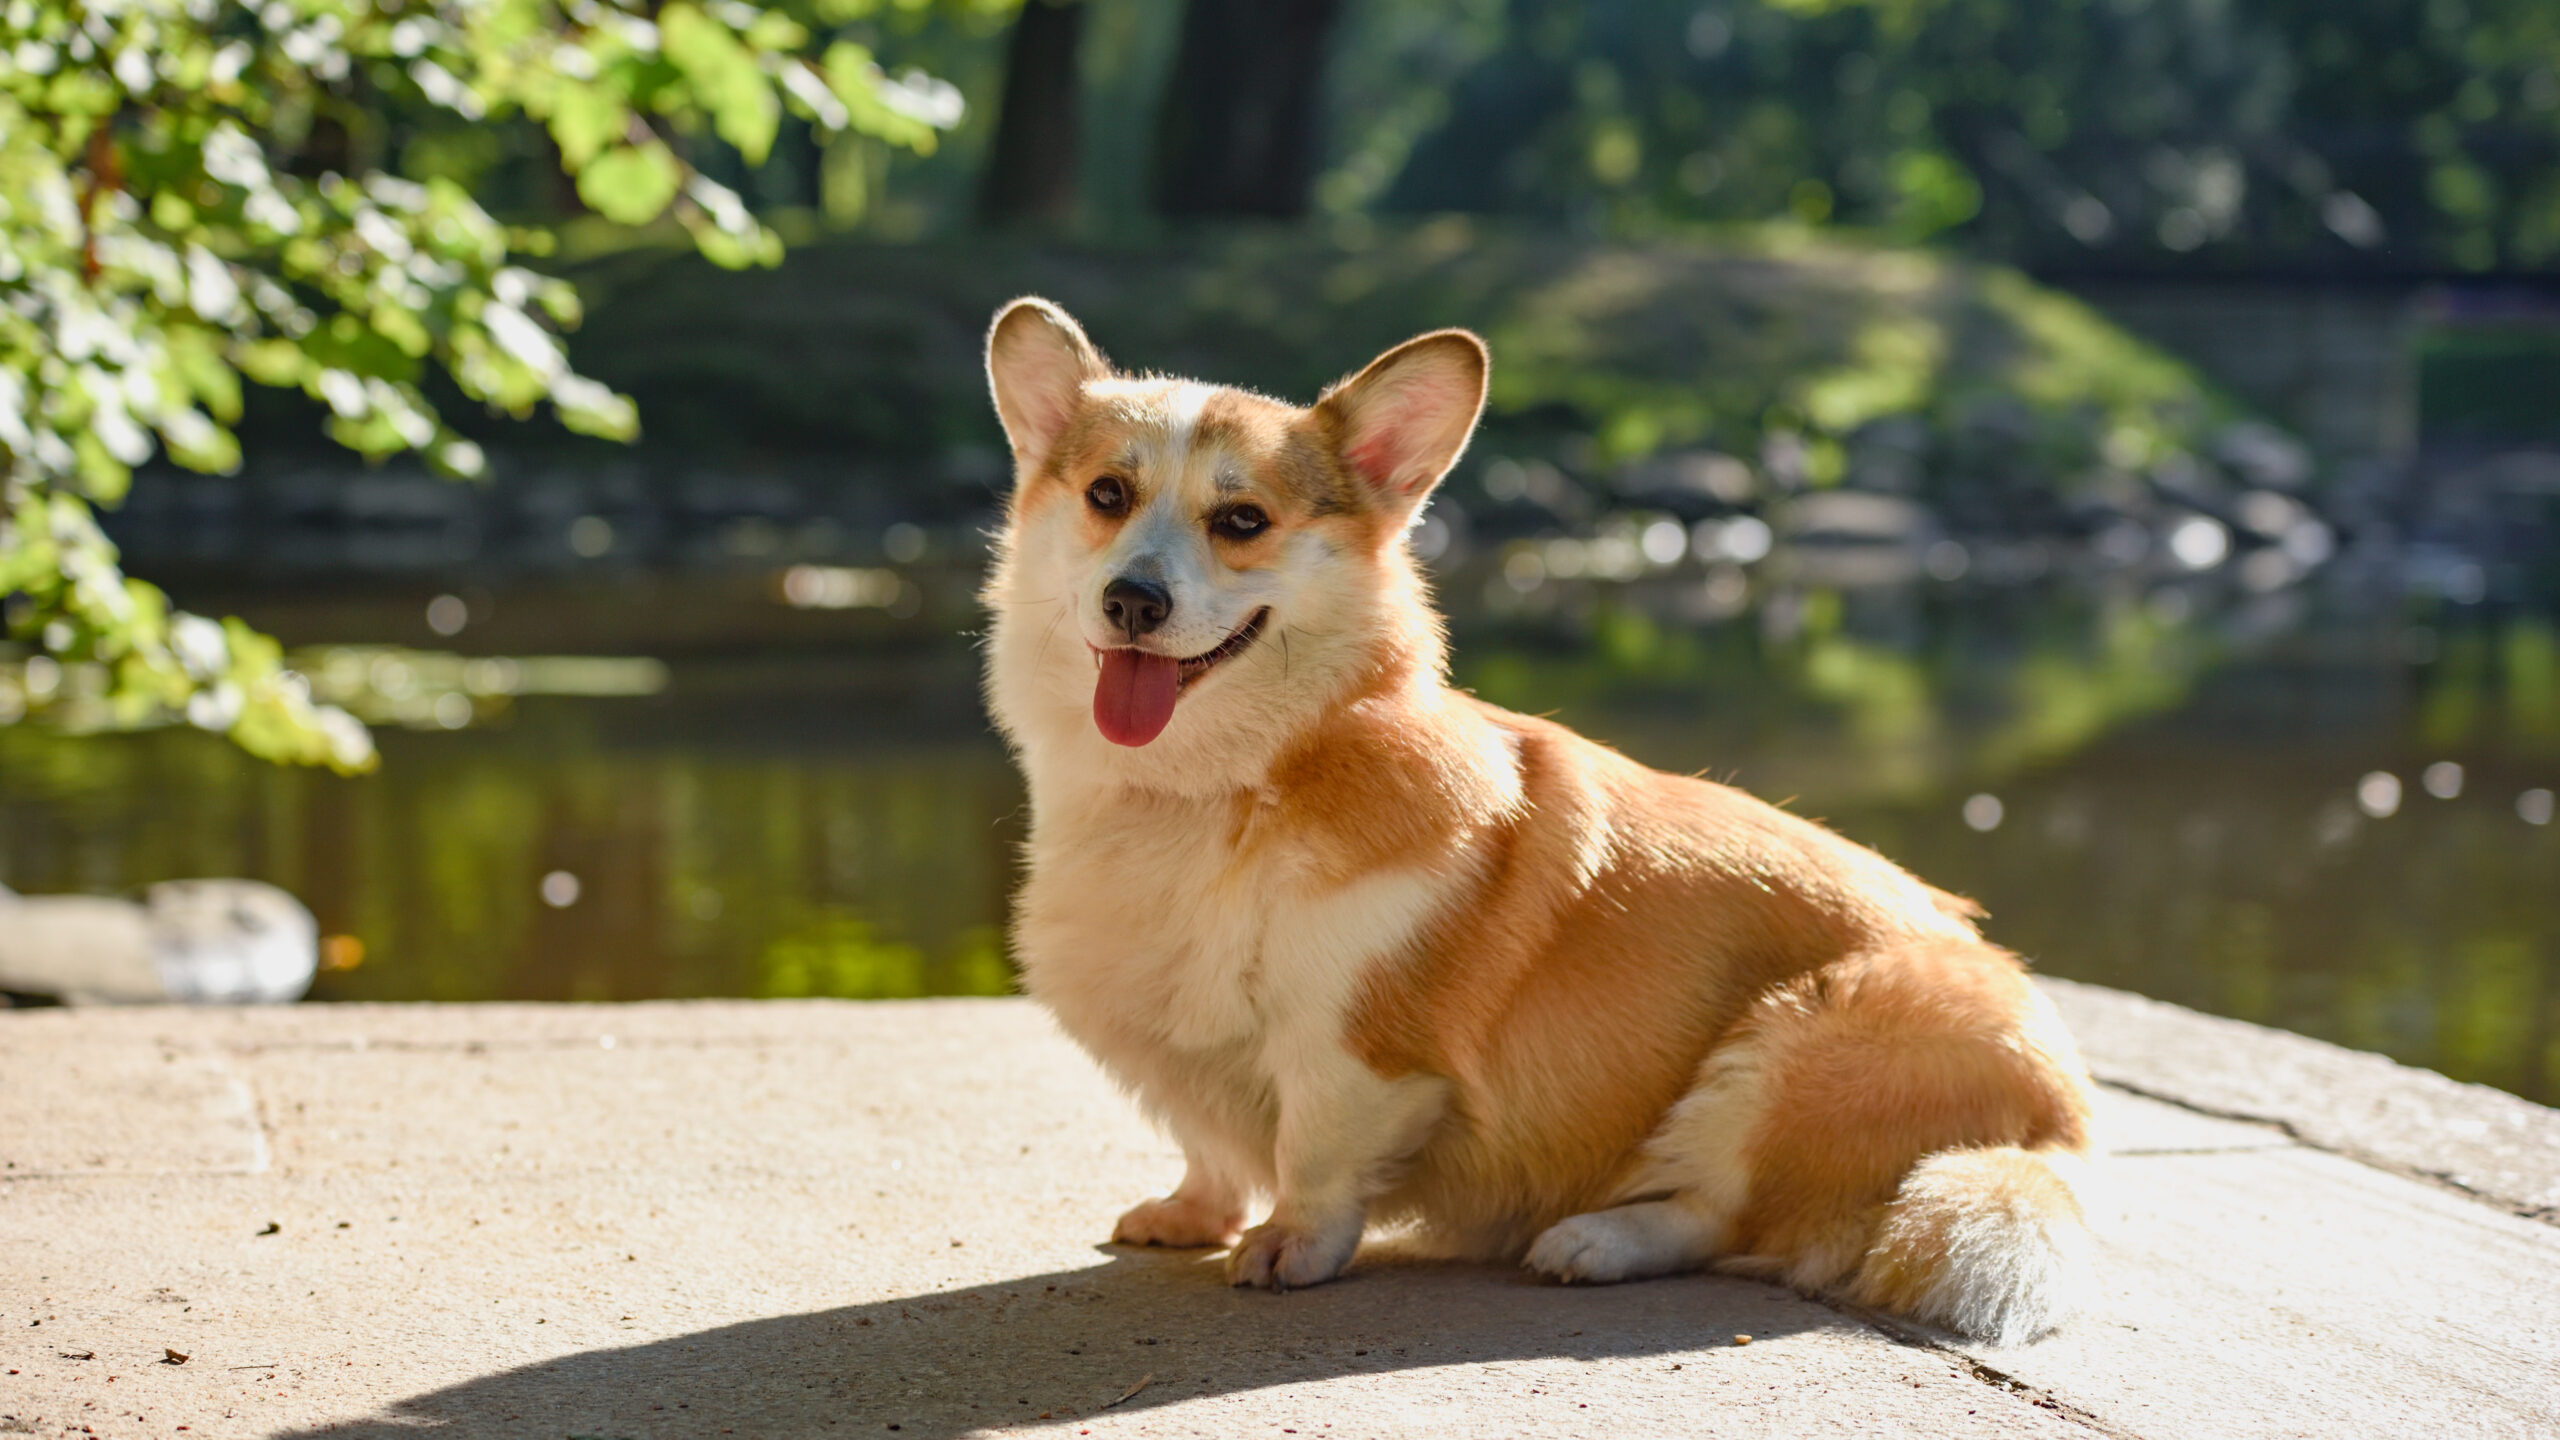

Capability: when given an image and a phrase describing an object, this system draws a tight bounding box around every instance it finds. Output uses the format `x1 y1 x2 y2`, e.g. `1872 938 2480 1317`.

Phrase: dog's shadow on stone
282 1244 1855 1437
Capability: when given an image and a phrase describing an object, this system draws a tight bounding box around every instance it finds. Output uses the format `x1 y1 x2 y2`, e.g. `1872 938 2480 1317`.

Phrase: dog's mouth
1091 609 1268 747
1173 608 1268 688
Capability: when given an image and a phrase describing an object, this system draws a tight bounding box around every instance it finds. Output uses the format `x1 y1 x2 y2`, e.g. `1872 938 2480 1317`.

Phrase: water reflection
0 699 1018 1003
2 545 2555 1105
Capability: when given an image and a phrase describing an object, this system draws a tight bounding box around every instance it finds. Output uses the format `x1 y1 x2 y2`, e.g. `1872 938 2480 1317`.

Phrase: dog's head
981 297 1487 789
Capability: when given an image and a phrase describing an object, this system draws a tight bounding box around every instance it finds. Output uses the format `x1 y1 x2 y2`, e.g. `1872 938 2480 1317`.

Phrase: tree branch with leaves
0 0 970 768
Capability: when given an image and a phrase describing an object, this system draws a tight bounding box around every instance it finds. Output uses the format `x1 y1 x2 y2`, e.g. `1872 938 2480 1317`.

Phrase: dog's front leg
1228 1039 1447 1291
1114 1149 1249 1250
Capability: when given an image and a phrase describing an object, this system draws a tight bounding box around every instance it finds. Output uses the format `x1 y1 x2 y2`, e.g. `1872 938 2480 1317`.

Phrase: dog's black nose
1101 576 1172 640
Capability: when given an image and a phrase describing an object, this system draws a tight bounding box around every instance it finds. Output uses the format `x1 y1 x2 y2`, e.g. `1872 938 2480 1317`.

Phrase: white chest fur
1014 779 1453 1054
1010 772 1467 1189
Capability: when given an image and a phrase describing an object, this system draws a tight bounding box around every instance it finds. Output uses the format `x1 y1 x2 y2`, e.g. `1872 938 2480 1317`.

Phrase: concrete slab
1 992 2553 1439
0 1037 266 1179
2042 977 2560 1221
1953 1145 2560 1440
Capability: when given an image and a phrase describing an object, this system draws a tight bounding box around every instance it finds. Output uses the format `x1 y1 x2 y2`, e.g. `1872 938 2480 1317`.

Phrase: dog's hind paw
1525 1202 1720 1285
1225 1220 1357 1291
1113 1194 1245 1249
1526 1213 1647 1284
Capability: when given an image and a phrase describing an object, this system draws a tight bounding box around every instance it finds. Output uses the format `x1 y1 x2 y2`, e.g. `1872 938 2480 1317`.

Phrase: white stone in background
0 879 316 1004
0 887 159 1000
146 879 318 1003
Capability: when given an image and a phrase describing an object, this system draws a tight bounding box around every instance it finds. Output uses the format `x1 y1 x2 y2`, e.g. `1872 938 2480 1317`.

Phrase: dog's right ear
987 298 1107 477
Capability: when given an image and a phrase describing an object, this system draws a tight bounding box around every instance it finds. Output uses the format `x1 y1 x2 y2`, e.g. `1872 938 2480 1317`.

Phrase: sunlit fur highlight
981 297 2099 1344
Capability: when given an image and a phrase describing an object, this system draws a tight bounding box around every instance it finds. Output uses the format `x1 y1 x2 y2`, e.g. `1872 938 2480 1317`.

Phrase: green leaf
678 203 784 270
822 41 936 151
575 141 683 224
164 421 242 475
745 11 809 53
689 221 784 270
169 330 244 421
72 433 131 504
661 3 780 165
548 82 628 170
1888 149 1982 240
371 302 433 359
551 375 640 442
236 339 309 387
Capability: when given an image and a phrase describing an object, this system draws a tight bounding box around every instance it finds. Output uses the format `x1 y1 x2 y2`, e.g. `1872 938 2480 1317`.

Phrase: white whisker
1035 595 1071 660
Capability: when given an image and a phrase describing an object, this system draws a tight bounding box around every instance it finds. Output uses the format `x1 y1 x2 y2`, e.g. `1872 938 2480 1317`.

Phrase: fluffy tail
1846 1145 2092 1347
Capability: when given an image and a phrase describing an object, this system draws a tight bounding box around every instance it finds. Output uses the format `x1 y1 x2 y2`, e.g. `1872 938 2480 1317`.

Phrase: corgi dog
980 298 2097 1346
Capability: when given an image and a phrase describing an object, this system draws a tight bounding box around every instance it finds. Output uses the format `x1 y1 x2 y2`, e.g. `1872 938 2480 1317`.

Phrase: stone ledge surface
0 988 2552 1440
2039 976 2560 1219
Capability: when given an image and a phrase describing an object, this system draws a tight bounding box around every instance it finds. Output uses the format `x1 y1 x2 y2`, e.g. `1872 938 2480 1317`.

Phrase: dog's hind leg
1532 941 2097 1345
1522 1198 1726 1283
1525 1031 1768 1284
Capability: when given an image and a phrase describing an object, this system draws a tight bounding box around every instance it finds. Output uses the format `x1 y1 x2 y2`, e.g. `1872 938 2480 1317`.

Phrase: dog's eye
1085 476 1129 515
1214 505 1270 540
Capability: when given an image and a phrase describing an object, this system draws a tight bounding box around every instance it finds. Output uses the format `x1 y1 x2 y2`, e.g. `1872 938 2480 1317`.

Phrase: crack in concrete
1831 1301 2146 1440
2093 1077 2560 1228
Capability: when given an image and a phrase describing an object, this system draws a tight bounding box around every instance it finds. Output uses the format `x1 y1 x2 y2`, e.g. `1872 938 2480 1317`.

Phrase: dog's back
1321 701 2096 1345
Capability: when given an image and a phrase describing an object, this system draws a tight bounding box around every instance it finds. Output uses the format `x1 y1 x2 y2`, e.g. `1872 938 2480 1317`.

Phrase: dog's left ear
1315 329 1489 518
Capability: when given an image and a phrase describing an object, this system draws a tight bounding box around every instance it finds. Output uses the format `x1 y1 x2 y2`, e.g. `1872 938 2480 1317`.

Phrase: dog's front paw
1225 1220 1357 1291
1112 1193 1245 1249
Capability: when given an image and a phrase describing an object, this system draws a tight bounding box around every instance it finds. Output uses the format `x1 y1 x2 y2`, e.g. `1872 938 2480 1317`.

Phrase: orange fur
982 297 2099 1343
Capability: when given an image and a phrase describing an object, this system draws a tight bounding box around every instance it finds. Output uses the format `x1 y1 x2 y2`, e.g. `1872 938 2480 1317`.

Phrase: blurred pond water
4 524 2555 1104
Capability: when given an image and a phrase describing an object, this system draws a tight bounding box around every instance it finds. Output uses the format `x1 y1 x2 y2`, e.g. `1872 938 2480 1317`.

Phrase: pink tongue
1094 649 1181 747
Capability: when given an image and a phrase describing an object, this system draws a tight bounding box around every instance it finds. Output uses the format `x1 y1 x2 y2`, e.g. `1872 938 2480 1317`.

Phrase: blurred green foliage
1333 0 2560 272
152 0 2560 275
669 0 2560 273
557 224 2235 524
0 0 973 768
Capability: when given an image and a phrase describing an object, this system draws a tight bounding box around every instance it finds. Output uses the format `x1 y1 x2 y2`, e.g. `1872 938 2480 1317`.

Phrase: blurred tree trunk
979 0 1084 227
1150 0 1341 219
